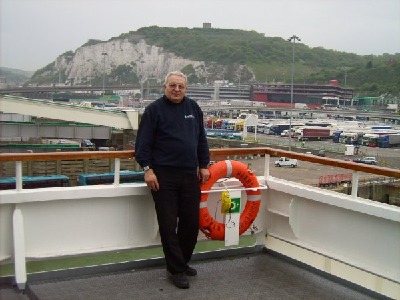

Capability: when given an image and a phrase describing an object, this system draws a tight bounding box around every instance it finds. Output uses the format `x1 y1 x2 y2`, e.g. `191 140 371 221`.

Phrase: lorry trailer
296 127 331 141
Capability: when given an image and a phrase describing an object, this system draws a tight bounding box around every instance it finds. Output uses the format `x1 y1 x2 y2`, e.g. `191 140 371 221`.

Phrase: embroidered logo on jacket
185 114 195 119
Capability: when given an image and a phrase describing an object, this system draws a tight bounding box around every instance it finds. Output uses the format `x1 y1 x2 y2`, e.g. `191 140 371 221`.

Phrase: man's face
164 75 187 103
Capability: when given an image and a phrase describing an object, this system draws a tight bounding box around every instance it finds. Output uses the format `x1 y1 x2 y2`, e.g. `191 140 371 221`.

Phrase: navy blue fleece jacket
135 95 210 173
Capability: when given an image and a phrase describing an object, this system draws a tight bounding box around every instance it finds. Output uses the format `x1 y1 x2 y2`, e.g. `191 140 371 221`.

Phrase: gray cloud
1 0 399 71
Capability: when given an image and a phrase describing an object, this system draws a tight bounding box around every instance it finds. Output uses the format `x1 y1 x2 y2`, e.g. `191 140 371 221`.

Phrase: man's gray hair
164 71 187 85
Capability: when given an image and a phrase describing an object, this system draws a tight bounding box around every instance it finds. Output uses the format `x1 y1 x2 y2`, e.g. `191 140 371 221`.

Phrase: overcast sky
1 0 399 71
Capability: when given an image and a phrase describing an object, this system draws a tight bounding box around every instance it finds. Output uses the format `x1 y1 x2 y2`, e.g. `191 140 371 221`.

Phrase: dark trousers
151 168 201 274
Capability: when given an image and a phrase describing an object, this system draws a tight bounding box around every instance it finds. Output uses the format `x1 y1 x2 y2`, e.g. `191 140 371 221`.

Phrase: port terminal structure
0 96 138 130
1 95 399 134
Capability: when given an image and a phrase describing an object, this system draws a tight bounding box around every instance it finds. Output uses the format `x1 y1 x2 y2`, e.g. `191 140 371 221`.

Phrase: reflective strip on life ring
200 160 261 240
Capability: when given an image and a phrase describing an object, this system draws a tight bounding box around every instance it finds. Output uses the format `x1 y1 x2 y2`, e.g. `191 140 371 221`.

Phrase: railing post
16 161 23 191
13 206 27 291
351 170 360 198
264 154 270 178
114 158 121 185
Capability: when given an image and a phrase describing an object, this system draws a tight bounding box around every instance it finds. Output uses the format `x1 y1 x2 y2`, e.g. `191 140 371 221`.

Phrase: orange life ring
200 160 261 240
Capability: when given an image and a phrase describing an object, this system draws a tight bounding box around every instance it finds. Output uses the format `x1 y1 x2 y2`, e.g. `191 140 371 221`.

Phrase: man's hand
198 168 210 184
144 169 159 191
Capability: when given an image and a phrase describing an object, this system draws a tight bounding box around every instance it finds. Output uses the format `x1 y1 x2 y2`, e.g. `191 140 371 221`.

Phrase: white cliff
54 39 206 85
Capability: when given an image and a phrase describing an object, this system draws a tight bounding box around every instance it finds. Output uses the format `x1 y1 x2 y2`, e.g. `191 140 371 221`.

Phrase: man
135 71 210 289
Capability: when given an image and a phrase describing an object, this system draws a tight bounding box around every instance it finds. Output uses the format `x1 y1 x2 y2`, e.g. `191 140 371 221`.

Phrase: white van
274 157 298 168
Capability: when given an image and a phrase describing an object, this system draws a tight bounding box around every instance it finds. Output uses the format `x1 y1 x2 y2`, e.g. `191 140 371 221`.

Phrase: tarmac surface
245 138 400 186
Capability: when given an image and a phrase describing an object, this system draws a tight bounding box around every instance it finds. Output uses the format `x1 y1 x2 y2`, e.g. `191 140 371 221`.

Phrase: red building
251 81 354 109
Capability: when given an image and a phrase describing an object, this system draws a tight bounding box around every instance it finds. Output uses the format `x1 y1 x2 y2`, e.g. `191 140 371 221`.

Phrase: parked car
81 139 94 148
274 157 298 168
354 157 377 165
361 157 377 165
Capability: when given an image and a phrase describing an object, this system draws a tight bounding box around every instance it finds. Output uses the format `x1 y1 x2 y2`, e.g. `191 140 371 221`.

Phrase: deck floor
1 251 383 300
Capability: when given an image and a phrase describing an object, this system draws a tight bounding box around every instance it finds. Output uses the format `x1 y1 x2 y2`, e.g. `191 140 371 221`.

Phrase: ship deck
0 249 384 300
1 147 399 300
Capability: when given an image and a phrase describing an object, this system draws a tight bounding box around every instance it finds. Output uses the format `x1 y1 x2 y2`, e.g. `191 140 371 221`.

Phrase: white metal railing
1 148 400 299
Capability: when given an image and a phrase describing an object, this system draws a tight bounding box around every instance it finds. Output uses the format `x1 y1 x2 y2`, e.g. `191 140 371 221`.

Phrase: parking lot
226 135 400 186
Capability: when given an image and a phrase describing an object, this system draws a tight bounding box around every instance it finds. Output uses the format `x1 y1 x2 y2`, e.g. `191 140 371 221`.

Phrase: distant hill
135 26 400 98
28 26 400 97
0 67 33 87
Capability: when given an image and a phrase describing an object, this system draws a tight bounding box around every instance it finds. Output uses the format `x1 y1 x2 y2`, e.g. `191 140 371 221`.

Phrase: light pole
287 35 301 151
102 52 108 95
344 66 347 108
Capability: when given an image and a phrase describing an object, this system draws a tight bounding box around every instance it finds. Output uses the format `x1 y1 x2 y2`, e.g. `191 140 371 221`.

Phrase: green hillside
132 26 399 97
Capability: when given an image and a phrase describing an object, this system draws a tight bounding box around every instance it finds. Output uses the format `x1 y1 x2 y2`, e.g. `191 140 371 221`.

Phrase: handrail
1 147 399 179
0 150 134 162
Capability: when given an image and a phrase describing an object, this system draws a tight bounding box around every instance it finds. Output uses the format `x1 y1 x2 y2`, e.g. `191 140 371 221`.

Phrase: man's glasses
168 83 186 90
